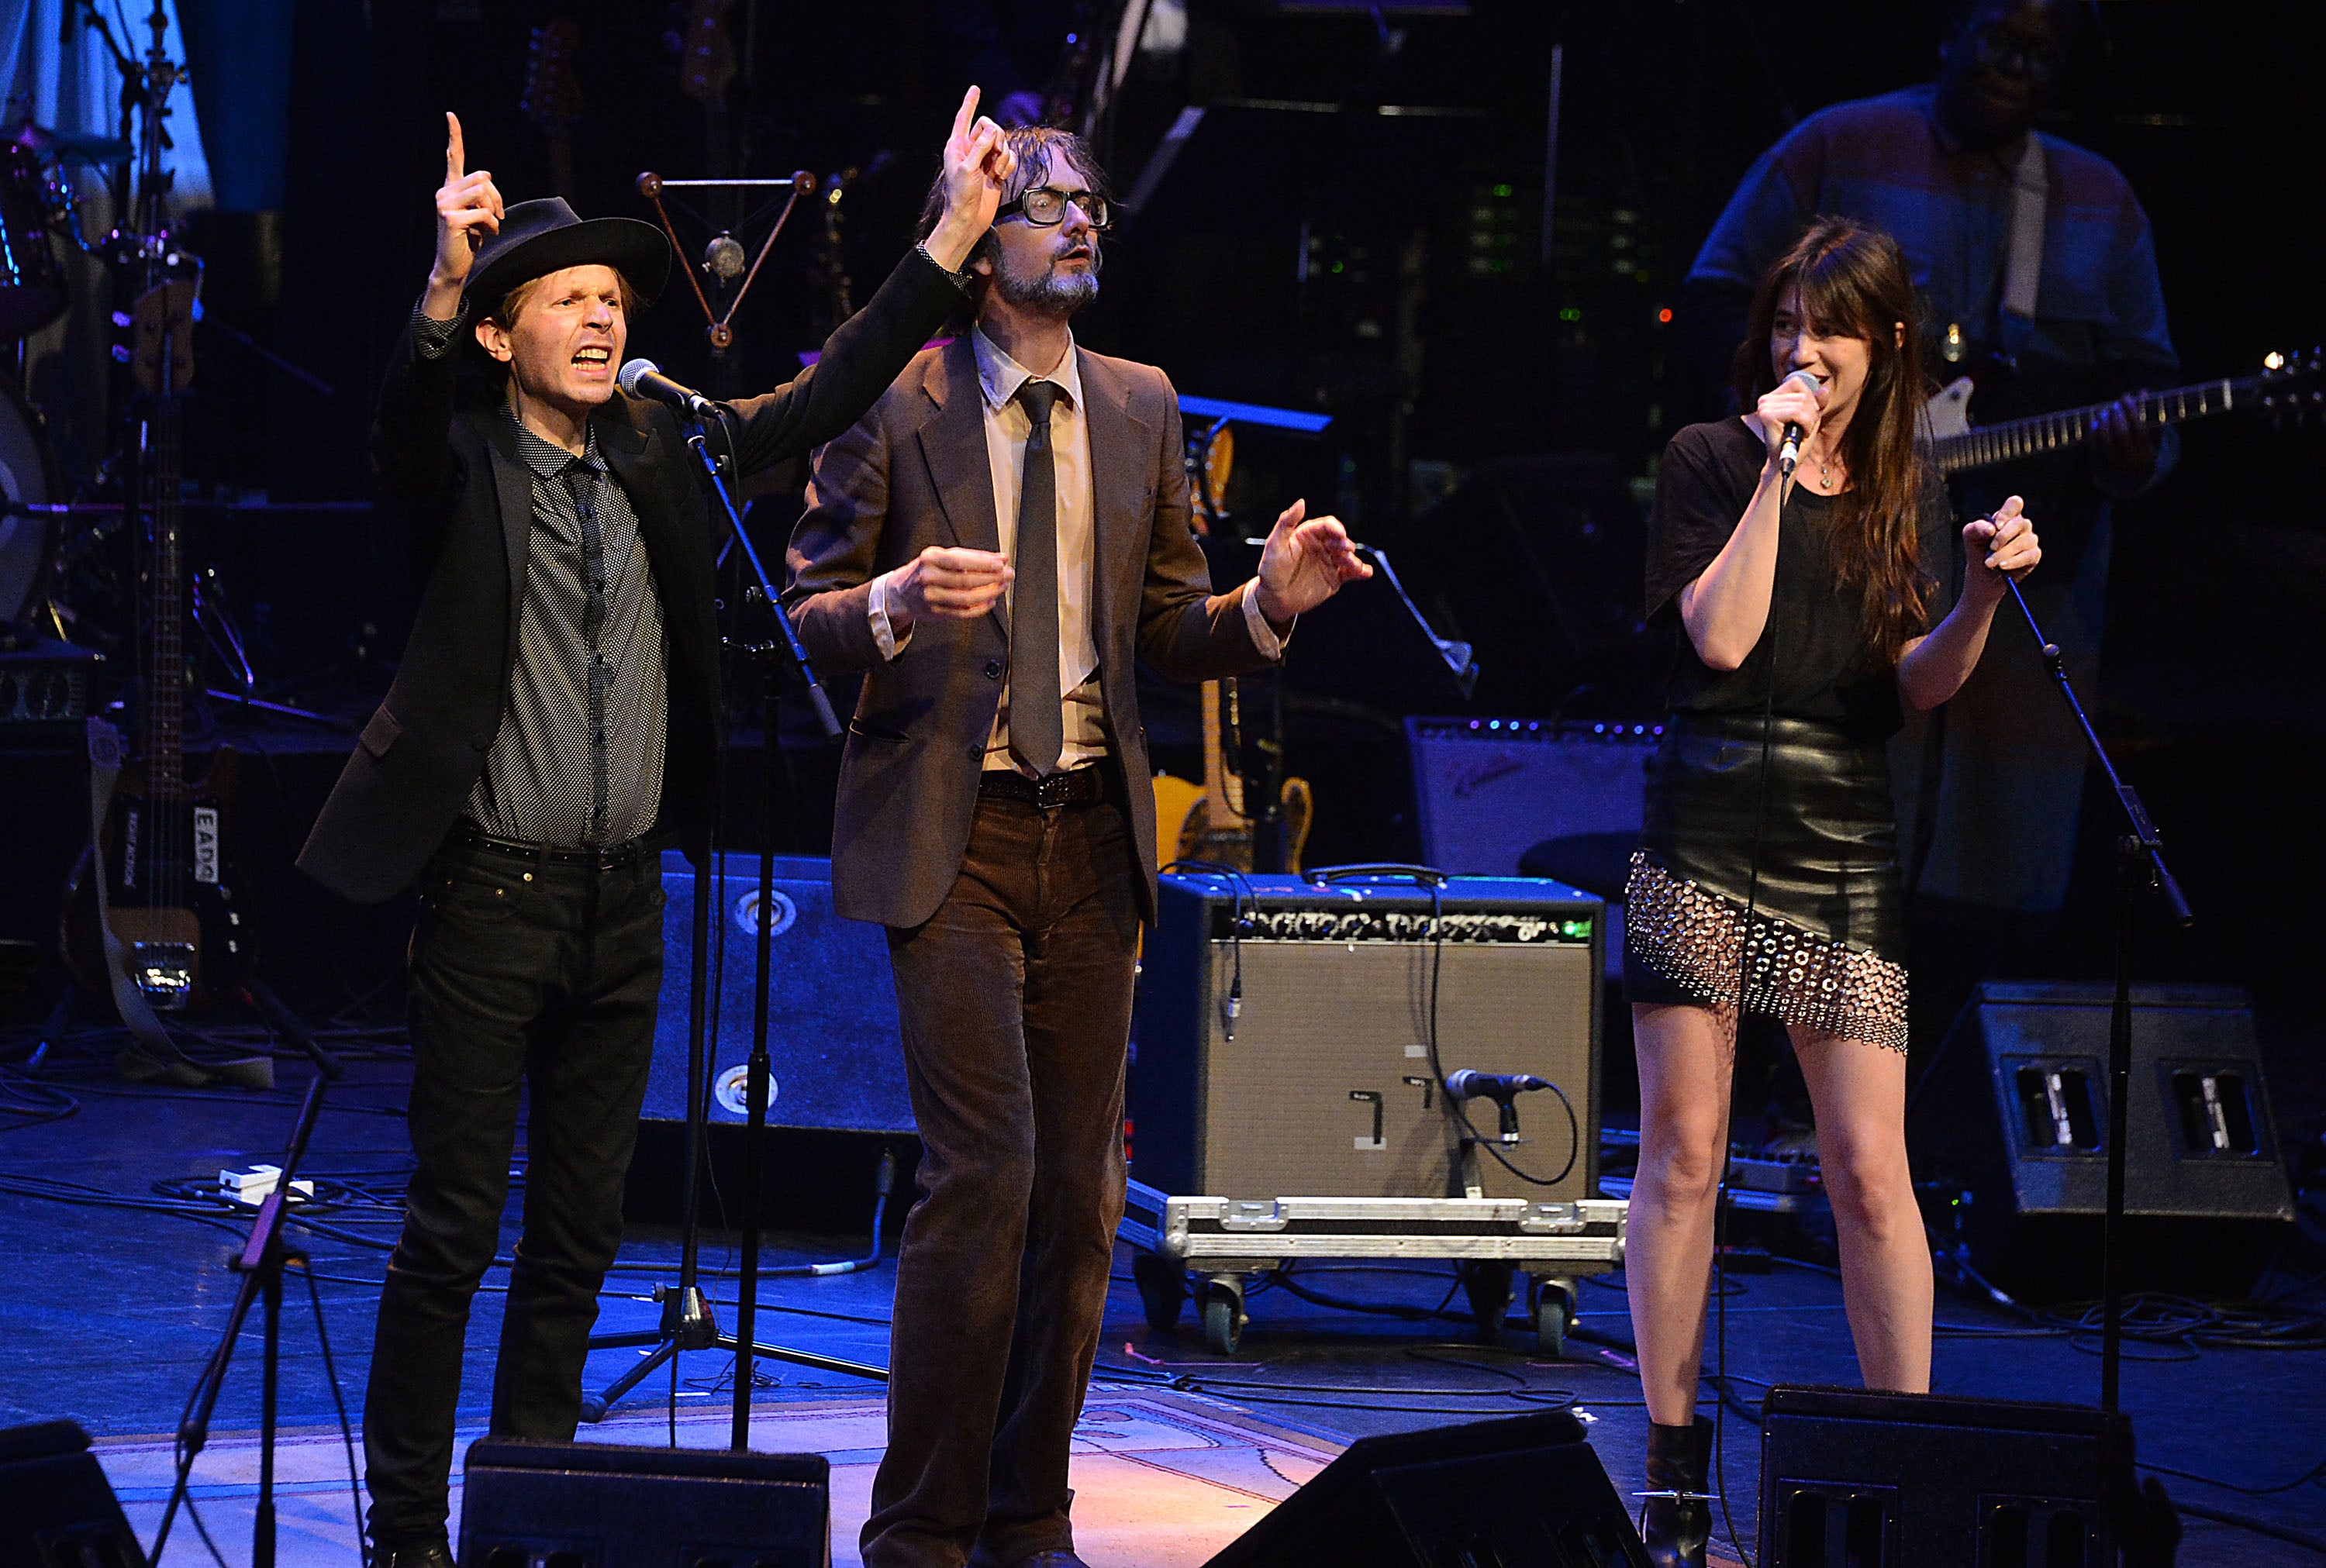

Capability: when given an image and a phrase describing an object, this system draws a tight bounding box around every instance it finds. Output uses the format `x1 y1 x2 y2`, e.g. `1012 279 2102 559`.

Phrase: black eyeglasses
996 186 1113 231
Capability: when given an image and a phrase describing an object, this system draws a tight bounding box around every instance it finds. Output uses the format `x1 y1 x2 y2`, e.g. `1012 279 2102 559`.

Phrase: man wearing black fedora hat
297 93 1016 1568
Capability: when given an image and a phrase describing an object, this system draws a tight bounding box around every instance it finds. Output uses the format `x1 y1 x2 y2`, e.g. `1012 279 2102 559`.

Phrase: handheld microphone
1776 367 1820 477
1444 1070 1551 1101
617 358 723 420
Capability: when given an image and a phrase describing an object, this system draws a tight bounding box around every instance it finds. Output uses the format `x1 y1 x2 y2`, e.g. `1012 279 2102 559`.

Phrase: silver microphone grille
616 358 657 398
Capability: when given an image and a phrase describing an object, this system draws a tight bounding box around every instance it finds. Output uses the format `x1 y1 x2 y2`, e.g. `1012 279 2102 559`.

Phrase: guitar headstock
131 280 196 396
678 0 737 111
2260 347 2324 426
521 18 585 135
1185 419 1234 536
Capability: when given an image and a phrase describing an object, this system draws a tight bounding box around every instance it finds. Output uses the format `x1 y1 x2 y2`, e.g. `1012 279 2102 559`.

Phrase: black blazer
298 250 965 905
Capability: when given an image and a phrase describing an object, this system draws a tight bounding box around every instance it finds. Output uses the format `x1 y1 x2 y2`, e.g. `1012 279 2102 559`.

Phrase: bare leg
1626 1001 1738 1427
1790 1027 1932 1393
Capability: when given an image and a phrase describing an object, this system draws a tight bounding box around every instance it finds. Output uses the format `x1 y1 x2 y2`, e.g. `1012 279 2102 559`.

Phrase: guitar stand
578 408 888 1448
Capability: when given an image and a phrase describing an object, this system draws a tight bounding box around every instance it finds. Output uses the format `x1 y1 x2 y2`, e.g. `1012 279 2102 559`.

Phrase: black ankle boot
1641 1416 1713 1568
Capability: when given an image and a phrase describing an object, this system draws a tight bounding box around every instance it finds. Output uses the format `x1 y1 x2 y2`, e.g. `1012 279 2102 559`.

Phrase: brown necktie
1009 379 1064 775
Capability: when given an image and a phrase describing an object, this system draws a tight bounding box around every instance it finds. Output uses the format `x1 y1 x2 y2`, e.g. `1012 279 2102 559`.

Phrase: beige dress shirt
868 327 1282 774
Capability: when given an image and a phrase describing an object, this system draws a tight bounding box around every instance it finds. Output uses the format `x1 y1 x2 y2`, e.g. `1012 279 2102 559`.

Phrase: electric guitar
1150 419 1315 872
63 281 252 1013
1154 677 1315 874
1924 349 2322 477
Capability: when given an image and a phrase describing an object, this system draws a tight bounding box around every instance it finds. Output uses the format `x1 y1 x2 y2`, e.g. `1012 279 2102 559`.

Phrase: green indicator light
1558 307 1582 322
1562 920 1593 939
1492 182 1513 198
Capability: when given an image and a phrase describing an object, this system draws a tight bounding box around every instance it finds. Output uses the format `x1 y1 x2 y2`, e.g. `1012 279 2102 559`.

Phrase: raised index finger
951 86 979 146
446 112 465 182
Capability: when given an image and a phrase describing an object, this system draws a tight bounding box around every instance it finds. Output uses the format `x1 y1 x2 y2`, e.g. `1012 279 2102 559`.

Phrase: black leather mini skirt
1622 712 1909 1052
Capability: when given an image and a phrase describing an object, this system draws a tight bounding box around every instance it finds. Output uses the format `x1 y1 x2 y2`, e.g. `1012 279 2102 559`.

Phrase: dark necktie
1009 379 1065 775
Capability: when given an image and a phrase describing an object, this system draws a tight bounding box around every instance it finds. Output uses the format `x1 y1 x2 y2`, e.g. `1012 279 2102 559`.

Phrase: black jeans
863 791 1143 1568
363 840 664 1549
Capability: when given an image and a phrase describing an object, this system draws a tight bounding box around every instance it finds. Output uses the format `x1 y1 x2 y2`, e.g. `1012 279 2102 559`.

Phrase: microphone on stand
1775 367 1820 478
1444 1070 1551 1101
617 357 723 420
1445 1069 1555 1143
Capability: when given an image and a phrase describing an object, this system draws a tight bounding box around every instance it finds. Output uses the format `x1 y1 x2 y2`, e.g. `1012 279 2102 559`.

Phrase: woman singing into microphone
1621 217 2040 1567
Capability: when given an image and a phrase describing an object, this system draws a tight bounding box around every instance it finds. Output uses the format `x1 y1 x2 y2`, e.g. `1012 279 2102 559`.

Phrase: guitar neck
1932 374 2260 476
147 395 185 798
1199 681 1231 822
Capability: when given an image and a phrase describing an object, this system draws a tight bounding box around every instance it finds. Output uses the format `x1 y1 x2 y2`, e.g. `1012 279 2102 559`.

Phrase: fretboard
1932 375 2260 476
146 393 185 798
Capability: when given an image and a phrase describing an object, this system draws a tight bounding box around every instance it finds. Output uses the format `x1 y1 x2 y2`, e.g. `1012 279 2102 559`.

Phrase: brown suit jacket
784 335 1277 929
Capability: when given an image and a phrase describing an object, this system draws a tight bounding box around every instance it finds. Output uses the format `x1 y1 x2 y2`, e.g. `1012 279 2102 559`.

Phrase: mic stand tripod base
578 1284 719 1422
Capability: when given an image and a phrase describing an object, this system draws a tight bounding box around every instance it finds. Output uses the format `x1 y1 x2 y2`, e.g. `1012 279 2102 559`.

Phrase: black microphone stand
149 986 343 1568
2000 574 2193 1415
685 412 897 1450
579 413 894 1436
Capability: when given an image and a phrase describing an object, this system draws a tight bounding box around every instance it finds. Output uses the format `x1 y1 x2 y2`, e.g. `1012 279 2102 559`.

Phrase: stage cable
1694 467 1787 1568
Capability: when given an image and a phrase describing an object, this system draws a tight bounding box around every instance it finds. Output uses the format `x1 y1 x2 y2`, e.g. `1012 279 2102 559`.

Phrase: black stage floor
2 1034 2320 1565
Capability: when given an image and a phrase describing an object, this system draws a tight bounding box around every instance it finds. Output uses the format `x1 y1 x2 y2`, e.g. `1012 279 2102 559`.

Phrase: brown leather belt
977 765 1108 808
446 823 669 870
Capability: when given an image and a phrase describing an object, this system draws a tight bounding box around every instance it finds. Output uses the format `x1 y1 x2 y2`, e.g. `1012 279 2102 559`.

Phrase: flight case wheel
1200 1281 1246 1355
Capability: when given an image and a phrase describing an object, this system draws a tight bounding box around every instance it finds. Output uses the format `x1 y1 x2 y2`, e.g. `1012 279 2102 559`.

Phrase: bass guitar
62 280 252 1014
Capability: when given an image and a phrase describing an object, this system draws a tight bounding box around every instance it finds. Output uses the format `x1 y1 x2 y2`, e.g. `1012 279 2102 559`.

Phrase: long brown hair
1731 217 1934 664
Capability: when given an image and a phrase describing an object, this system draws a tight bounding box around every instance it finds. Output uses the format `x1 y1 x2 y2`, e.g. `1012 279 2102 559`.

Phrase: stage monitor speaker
1204 1410 1646 1566
1759 1387 2137 1568
1131 872 1602 1202
647 852 913 1136
458 1436 827 1567
1907 981 2294 1297
0 1420 147 1568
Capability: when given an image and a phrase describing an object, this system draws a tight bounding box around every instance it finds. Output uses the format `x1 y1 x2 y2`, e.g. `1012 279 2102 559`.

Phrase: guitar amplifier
1130 871 1603 1204
1405 717 1656 878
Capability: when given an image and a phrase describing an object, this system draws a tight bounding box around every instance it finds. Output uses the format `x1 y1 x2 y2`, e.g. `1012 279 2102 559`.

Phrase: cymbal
12 124 132 161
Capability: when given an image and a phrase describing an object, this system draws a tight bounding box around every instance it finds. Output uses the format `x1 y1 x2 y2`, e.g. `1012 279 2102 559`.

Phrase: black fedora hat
463 197 672 313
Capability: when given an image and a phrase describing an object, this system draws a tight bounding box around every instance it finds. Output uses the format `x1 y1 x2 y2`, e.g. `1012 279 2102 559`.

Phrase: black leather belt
447 824 668 870
978 765 1107 808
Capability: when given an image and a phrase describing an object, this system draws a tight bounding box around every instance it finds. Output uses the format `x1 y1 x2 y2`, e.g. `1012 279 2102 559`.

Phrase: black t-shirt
1646 418 1958 739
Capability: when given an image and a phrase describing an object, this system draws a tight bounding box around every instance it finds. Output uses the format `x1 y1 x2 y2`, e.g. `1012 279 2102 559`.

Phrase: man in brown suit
784 128 1368 1568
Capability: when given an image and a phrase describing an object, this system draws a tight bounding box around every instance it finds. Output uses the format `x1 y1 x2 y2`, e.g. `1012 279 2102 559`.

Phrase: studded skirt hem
1623 851 1909 1053
1620 712 1910 1053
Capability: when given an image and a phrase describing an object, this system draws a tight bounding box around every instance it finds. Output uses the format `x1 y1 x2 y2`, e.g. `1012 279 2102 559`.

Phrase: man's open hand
1254 499 1372 627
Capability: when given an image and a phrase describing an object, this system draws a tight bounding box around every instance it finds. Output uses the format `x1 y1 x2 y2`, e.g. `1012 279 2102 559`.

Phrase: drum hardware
635 167 817 354
0 636 101 728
